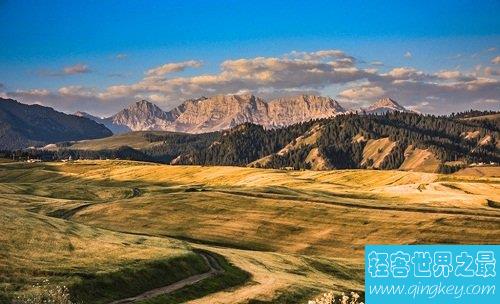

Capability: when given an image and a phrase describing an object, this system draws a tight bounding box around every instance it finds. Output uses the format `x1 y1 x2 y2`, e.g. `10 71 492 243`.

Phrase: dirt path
109 252 223 304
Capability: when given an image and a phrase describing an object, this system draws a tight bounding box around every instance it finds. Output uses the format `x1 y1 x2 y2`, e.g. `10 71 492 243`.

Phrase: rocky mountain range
0 98 112 150
76 94 411 134
0 94 415 150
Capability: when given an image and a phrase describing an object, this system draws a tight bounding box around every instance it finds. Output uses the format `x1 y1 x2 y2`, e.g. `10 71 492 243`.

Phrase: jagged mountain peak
212 93 262 102
372 97 404 108
270 94 344 108
74 111 87 116
365 97 409 114
114 100 166 117
109 100 172 131
125 99 164 113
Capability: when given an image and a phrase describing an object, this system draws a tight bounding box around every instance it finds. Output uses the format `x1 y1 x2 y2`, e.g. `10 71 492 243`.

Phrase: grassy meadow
0 160 499 303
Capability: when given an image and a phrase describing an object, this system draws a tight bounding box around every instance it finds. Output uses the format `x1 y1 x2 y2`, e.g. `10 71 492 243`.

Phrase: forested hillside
16 112 500 173
175 112 498 171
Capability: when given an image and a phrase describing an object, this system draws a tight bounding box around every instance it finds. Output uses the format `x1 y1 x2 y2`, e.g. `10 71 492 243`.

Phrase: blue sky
0 0 499 115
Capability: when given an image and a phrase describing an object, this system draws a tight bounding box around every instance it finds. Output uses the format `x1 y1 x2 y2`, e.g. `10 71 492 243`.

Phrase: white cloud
436 70 461 79
39 64 92 76
6 49 500 115
483 67 500 77
14 89 51 97
287 49 353 61
492 56 500 64
338 85 385 100
145 60 202 77
386 67 422 79
116 53 128 60
58 86 98 97
404 51 412 59
477 98 499 104
63 64 91 75
435 70 475 81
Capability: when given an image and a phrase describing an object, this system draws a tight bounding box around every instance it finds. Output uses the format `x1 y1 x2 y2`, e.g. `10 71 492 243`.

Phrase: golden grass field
1 160 499 303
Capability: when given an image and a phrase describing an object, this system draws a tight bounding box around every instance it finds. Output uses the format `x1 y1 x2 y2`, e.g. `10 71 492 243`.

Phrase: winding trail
109 252 223 304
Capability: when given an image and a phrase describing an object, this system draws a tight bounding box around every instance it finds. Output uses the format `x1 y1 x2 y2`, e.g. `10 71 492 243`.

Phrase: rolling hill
0 160 498 302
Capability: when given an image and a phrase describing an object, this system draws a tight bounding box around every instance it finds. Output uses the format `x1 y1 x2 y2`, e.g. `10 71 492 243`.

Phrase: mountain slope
109 100 175 131
0 98 112 150
74 111 131 134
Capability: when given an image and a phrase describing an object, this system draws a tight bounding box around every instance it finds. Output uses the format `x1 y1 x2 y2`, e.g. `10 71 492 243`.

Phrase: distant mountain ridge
0 98 112 150
79 94 410 134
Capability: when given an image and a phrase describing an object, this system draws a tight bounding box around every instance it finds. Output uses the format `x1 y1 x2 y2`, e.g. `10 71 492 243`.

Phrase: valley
1 160 498 303
2 2 499 303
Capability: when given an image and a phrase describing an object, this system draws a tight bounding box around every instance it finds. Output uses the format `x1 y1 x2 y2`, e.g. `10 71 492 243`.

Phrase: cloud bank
3 49 499 116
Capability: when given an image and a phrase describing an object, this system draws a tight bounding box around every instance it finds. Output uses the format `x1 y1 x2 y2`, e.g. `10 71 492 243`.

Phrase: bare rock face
86 94 347 134
171 94 270 133
364 98 409 114
267 95 345 127
110 100 174 131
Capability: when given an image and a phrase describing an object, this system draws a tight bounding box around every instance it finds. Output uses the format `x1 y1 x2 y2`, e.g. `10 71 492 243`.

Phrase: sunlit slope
0 160 498 303
0 161 370 303
2 161 498 259
454 166 500 177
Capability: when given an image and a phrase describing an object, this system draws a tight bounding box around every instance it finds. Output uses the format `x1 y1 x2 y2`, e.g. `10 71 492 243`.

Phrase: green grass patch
137 250 250 304
70 253 209 304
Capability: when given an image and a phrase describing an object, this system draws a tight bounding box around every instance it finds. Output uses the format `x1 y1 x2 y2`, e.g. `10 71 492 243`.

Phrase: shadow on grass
70 253 208 304
136 249 250 304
